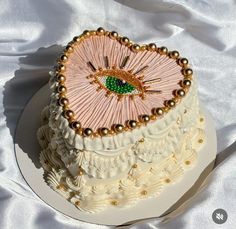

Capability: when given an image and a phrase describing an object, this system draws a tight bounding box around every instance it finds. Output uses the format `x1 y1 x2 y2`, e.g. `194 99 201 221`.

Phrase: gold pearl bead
57 64 66 72
65 45 73 53
57 85 67 93
110 31 118 39
83 30 90 36
58 97 69 106
99 127 109 136
148 43 157 51
113 124 124 133
56 74 66 82
83 128 93 137
96 27 105 35
138 138 145 143
60 54 68 62
70 121 81 130
183 68 193 76
152 107 164 116
169 50 179 59
62 110 74 119
200 117 204 122
131 44 140 52
181 79 191 87
178 58 188 67
73 36 80 42
120 36 129 45
132 163 138 168
139 115 150 123
185 160 191 165
158 46 168 55
127 120 137 128
166 100 176 108
176 89 186 97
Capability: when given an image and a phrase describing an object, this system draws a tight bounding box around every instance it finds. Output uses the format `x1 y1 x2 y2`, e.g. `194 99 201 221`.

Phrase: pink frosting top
64 35 183 130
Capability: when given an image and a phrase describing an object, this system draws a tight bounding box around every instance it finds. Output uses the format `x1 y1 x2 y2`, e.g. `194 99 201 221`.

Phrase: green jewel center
105 76 135 94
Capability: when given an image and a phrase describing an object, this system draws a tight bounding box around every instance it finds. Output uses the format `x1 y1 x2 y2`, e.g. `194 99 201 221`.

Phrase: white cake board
14 84 217 226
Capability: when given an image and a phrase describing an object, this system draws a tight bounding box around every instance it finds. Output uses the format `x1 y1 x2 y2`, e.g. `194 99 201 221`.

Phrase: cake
37 27 206 213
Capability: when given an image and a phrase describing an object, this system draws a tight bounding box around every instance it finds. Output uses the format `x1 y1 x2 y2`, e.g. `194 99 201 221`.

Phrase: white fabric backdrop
0 0 236 228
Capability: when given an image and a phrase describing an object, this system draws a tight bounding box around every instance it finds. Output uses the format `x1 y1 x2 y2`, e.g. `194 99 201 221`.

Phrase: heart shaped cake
37 27 205 213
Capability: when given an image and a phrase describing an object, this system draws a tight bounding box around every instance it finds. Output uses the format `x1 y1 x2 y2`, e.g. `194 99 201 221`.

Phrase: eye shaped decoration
87 56 162 100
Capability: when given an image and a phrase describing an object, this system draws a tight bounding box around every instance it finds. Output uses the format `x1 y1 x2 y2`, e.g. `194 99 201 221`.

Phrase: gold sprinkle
141 190 148 195
111 200 118 206
132 164 138 169
184 109 187 114
139 138 145 143
56 184 66 190
165 178 171 183
185 160 191 165
200 118 204 122
176 117 181 124
75 200 80 206
198 139 204 143
78 167 84 176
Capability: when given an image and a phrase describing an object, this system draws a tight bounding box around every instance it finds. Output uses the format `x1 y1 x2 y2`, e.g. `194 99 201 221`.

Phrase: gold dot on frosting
185 160 191 165
165 178 171 183
198 139 204 143
139 138 145 143
56 184 66 190
75 200 80 206
200 118 204 122
132 164 138 169
176 117 181 124
184 109 187 114
141 190 148 195
78 170 83 176
111 200 118 206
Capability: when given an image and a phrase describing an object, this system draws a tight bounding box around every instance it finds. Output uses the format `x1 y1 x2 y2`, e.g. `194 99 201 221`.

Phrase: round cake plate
14 84 217 226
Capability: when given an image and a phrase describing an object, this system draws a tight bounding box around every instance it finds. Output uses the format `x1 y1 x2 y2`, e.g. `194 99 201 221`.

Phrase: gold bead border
53 27 193 138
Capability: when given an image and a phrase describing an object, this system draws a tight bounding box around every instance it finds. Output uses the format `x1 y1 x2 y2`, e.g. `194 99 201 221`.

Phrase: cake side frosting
38 107 205 213
37 78 206 213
